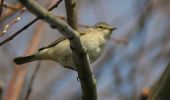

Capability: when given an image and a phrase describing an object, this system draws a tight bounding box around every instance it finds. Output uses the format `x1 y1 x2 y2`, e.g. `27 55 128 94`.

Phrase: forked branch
18 0 97 100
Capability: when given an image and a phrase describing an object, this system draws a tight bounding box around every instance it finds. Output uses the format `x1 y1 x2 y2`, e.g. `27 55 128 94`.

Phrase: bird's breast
81 33 106 62
46 32 106 69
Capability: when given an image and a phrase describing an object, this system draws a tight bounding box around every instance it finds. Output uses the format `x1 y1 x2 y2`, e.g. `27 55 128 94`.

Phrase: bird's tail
13 54 36 65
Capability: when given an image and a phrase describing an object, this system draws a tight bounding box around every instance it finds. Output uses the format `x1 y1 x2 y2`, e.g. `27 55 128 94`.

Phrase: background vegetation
0 0 170 100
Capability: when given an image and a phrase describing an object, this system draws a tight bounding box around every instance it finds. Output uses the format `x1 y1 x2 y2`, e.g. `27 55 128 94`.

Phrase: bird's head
94 22 116 39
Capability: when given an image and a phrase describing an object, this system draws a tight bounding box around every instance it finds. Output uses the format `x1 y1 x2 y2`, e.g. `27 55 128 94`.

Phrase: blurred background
0 0 170 100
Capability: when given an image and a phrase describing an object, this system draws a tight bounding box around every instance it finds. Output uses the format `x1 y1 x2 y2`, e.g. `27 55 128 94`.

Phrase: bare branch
3 3 22 11
18 0 97 100
65 0 77 29
0 80 3 100
0 0 4 18
0 3 23 20
4 21 46 100
0 8 25 37
25 61 41 100
148 62 170 100
0 0 63 46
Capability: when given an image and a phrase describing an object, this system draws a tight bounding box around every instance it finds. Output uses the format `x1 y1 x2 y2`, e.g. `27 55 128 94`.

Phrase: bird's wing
38 31 87 51
78 27 94 35
38 36 68 51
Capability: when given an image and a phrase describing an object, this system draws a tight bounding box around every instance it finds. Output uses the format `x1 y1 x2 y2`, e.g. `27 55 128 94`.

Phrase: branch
0 0 62 46
0 0 4 18
18 0 97 100
25 61 41 100
0 3 23 20
64 0 77 29
4 21 46 100
0 8 25 37
0 80 3 100
3 3 22 11
64 0 96 99
18 21 47 100
148 62 170 100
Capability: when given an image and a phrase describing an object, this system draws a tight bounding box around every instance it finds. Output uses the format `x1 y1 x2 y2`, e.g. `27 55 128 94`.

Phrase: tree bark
148 62 170 100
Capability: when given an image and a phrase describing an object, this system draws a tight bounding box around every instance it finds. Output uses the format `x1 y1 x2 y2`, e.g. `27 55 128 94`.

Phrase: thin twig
0 0 63 46
18 0 97 100
4 21 46 100
4 1 62 100
3 3 22 11
0 8 25 37
0 3 23 20
25 61 41 100
65 0 77 29
0 0 4 18
0 80 3 100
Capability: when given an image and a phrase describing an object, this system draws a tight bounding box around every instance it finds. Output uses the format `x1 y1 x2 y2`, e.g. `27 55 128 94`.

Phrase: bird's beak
110 27 117 31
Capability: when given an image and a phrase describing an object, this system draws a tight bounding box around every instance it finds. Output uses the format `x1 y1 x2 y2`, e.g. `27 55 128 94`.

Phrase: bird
13 22 116 70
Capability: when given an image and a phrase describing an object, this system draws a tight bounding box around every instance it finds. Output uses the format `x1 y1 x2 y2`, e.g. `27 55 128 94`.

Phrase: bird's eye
98 26 103 29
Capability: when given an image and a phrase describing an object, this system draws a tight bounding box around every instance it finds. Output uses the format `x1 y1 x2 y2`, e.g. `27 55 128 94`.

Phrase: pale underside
39 28 106 70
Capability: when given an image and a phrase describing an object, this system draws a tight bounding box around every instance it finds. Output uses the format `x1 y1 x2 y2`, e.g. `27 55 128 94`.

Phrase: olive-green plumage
14 22 116 70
